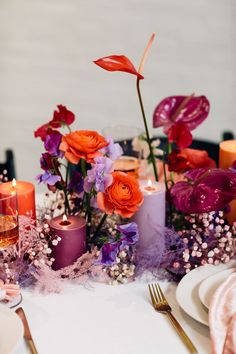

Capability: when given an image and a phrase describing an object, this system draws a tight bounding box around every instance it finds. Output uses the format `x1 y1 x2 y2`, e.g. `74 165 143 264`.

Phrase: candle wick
60 220 71 226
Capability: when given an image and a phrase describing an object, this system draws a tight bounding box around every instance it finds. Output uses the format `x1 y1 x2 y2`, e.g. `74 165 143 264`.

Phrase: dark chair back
0 150 16 182
117 131 235 165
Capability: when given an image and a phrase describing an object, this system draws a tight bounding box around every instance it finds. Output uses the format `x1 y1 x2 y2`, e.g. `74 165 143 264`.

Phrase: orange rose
97 172 143 218
60 130 108 164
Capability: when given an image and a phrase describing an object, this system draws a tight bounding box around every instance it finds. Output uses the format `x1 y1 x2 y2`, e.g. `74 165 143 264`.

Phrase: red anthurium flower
171 168 236 213
153 95 210 133
168 148 216 172
168 122 192 148
94 55 144 80
51 105 75 128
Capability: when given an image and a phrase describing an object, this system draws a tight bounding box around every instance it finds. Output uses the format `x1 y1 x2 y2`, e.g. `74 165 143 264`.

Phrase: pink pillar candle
0 180 36 219
132 180 166 250
49 214 86 270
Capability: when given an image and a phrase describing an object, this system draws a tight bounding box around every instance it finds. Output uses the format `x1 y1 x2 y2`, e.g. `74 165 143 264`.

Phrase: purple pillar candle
132 180 166 251
49 214 86 270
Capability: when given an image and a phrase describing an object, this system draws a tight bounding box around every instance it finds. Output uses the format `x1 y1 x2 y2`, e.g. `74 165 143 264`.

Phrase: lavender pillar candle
49 214 86 270
132 180 166 250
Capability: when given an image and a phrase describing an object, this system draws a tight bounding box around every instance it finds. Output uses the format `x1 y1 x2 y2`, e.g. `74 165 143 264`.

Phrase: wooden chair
0 150 16 182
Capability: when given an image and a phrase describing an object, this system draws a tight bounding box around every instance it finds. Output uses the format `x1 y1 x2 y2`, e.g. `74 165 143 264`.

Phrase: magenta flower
153 95 210 148
153 95 210 132
40 152 54 171
171 168 236 213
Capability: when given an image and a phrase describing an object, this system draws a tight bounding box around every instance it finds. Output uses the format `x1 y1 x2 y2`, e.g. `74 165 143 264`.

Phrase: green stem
93 213 108 237
65 161 70 186
52 158 71 214
80 158 87 178
80 158 92 238
136 79 158 181
167 142 174 185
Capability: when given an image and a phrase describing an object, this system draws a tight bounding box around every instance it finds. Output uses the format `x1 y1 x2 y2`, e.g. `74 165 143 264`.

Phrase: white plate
198 268 236 310
176 261 236 326
0 304 23 353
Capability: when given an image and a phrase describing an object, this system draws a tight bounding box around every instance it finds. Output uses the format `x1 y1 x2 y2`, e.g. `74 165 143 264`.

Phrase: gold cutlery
15 307 38 354
148 283 198 354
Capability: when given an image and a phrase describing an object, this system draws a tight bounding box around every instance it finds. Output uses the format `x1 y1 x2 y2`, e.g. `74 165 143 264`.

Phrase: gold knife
15 307 38 354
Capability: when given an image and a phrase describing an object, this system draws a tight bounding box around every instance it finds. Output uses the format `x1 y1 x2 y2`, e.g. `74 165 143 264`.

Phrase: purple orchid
153 95 210 133
171 168 236 213
84 157 113 193
67 171 84 194
36 171 61 186
101 137 123 161
117 222 139 248
44 131 63 157
97 242 119 265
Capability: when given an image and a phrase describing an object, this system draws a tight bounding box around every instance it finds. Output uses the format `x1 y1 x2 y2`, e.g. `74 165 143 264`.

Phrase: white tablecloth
14 279 211 354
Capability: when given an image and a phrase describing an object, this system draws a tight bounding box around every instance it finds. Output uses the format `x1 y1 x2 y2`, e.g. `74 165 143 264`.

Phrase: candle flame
147 179 152 188
12 178 16 188
62 214 68 222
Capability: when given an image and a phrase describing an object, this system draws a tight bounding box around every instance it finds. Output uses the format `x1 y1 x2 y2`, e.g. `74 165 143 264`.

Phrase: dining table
13 277 212 354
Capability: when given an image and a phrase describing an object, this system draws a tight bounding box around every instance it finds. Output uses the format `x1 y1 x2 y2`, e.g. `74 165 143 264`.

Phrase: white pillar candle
132 180 166 251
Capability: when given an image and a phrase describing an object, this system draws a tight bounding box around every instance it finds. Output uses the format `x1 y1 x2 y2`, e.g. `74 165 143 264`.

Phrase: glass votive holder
113 156 140 179
0 193 19 249
102 125 143 157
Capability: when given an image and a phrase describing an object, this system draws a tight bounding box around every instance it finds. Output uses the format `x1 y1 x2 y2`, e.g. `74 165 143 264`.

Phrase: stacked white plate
176 261 236 326
0 304 23 353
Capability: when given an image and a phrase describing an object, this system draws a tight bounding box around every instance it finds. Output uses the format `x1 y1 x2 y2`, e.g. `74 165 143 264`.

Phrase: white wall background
0 0 235 186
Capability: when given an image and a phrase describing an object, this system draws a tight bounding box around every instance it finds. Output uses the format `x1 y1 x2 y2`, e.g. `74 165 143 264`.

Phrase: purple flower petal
44 131 63 157
84 157 113 193
97 243 119 265
117 222 139 248
101 137 123 161
171 168 236 213
67 171 84 194
36 171 61 186
153 95 210 133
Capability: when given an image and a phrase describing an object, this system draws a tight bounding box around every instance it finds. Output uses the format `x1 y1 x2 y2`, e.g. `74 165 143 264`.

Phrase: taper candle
0 180 36 219
219 140 236 224
49 214 86 270
132 180 166 250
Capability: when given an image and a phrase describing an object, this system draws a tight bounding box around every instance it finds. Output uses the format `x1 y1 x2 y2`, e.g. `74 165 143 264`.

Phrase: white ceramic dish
198 268 236 310
176 261 236 326
0 304 23 353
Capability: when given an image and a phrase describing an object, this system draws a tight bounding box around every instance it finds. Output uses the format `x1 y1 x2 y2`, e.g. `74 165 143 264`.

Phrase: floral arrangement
1 34 236 298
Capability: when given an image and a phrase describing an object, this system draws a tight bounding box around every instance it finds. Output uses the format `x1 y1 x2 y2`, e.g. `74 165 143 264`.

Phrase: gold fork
148 283 198 354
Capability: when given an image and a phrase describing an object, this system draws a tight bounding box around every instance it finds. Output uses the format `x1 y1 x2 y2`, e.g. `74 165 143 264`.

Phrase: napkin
209 273 236 354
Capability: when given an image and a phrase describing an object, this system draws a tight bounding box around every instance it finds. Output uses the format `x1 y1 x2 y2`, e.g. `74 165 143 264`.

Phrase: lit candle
219 140 236 224
0 180 36 219
49 214 86 270
0 193 19 249
132 180 166 250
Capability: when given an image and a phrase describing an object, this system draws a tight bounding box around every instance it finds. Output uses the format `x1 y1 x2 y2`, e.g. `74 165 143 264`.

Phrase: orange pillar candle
219 140 236 224
219 140 236 169
0 180 36 219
